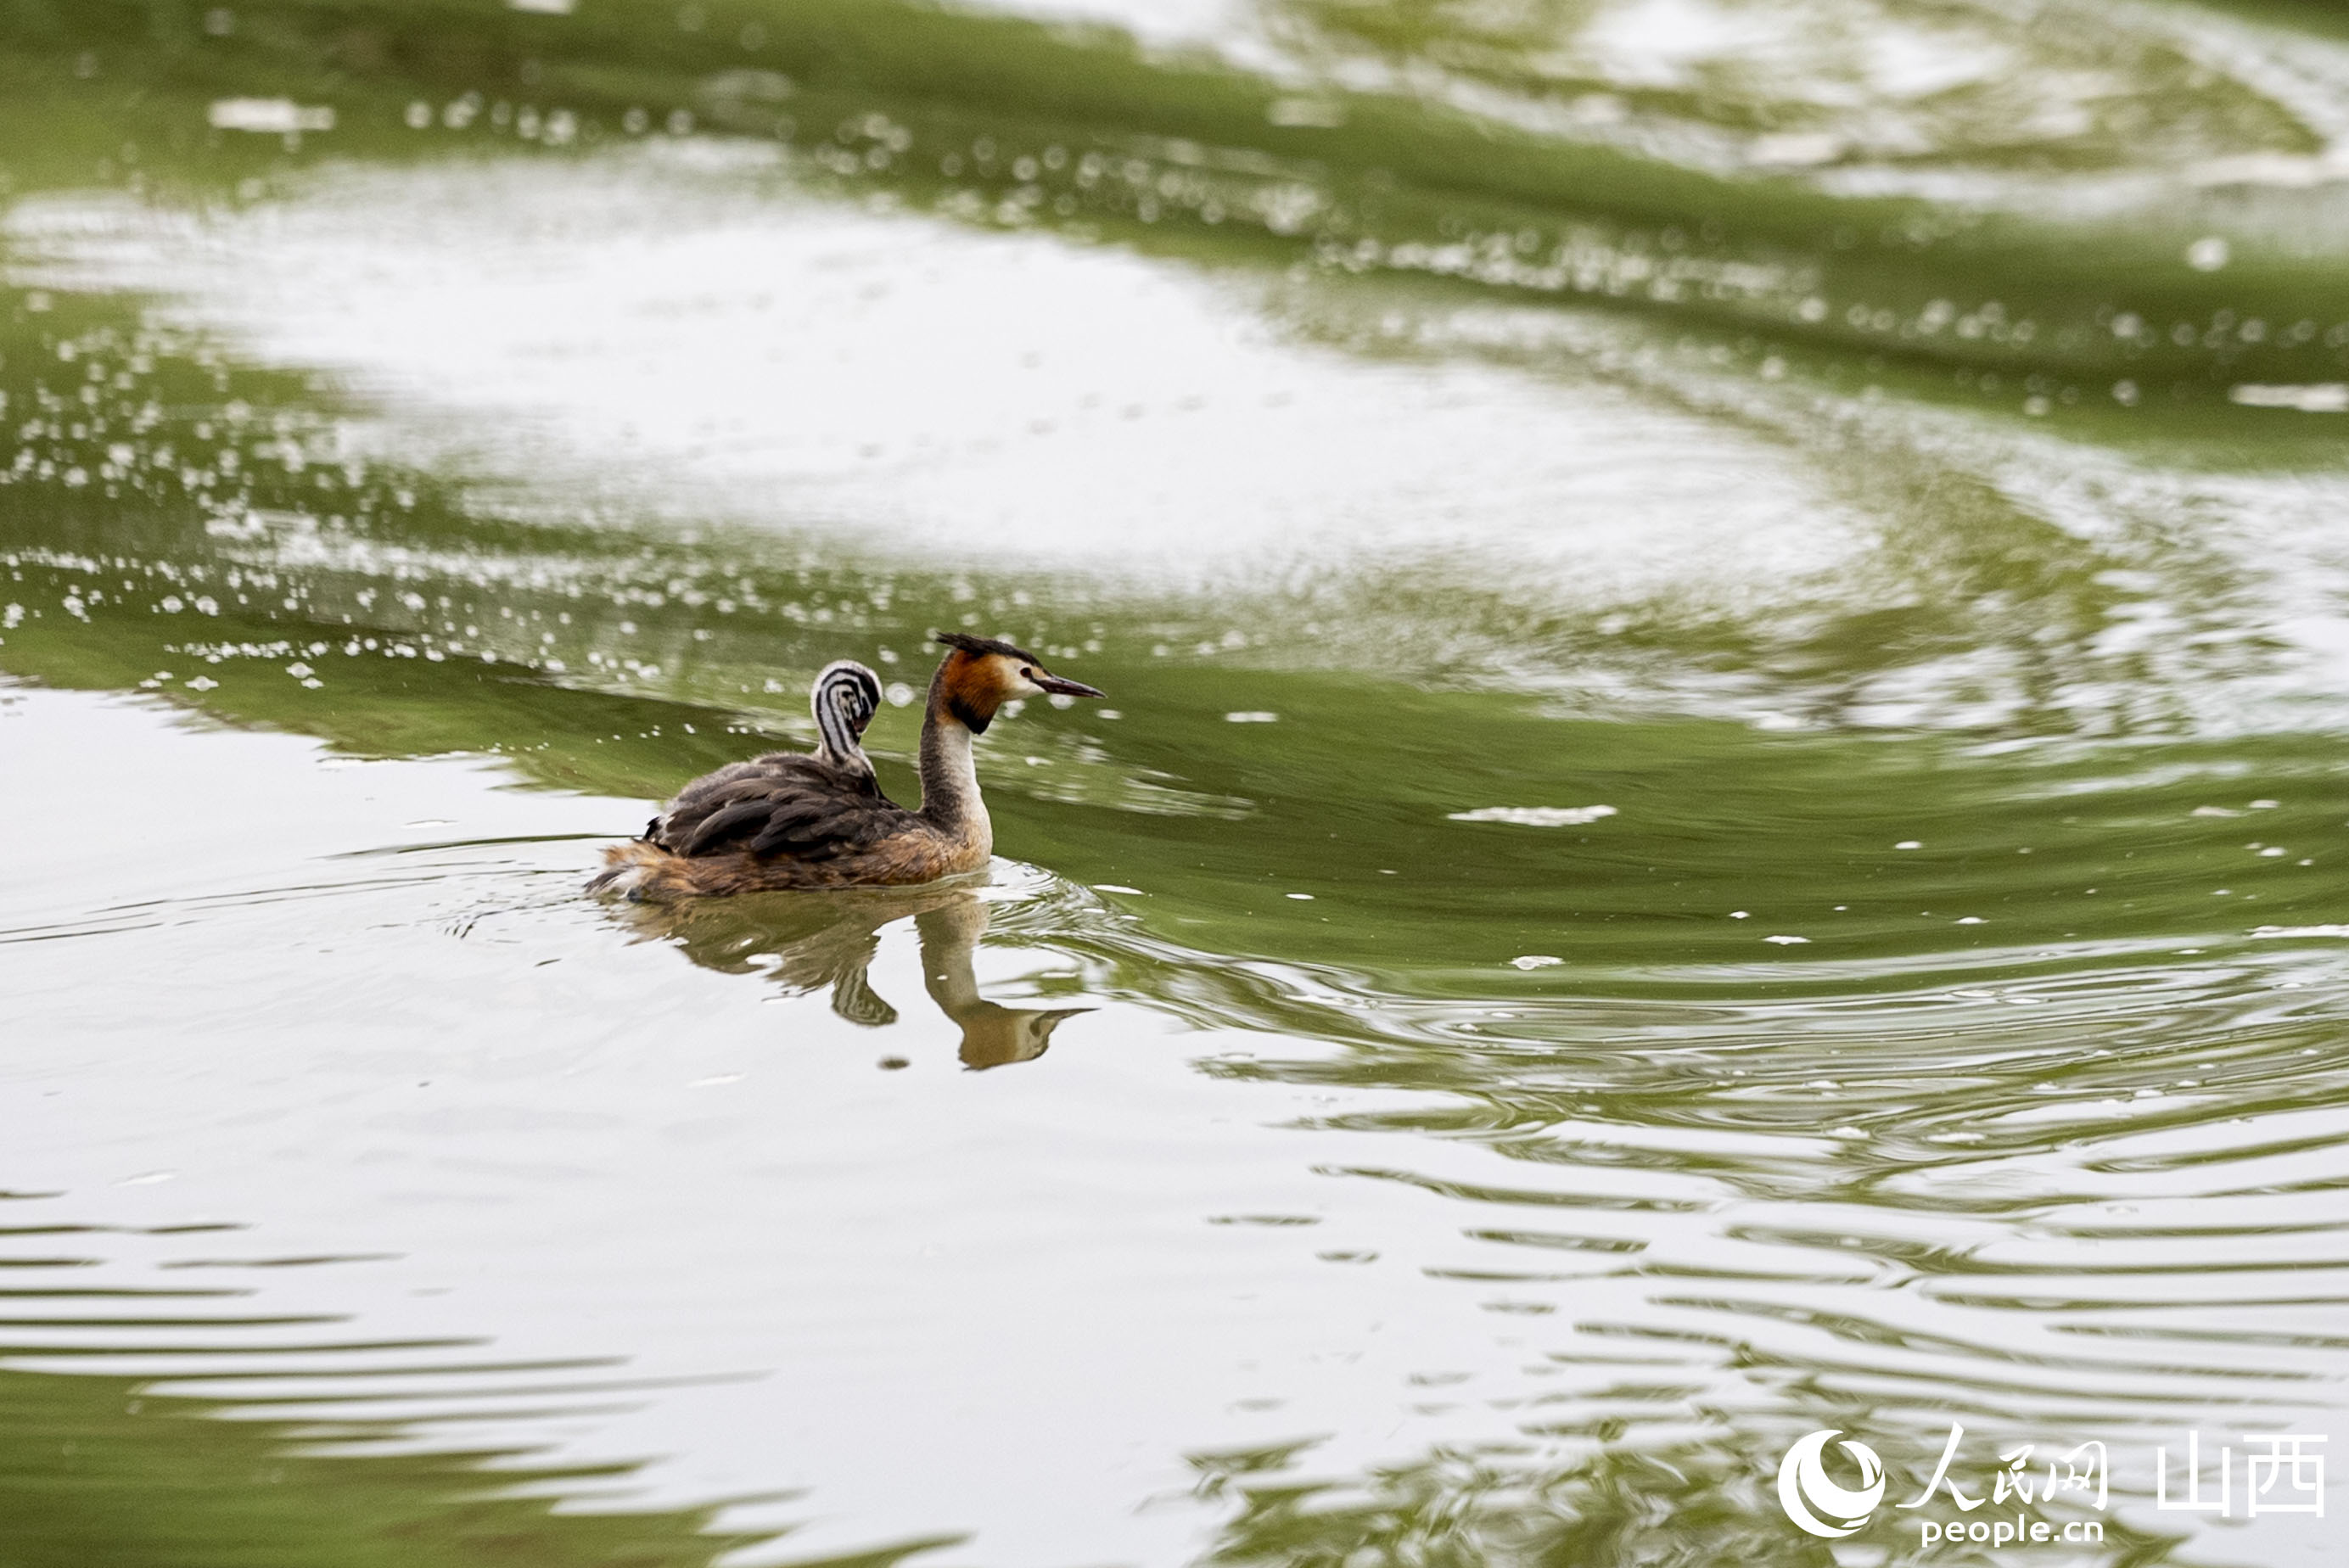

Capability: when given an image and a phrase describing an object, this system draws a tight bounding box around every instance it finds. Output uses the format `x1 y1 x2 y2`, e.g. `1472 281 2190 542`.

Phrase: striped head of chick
811 659 883 772
932 632 1104 732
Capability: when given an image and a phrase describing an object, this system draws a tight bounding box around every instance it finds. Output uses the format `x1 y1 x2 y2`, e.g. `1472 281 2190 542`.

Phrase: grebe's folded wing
655 755 915 861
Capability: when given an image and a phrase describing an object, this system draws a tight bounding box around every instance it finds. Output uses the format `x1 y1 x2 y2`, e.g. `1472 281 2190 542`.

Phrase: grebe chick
590 633 1102 900
810 658 883 780
619 659 883 848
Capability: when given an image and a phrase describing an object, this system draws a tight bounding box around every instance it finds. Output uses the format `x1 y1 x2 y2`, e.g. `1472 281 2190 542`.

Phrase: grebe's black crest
933 630 1044 664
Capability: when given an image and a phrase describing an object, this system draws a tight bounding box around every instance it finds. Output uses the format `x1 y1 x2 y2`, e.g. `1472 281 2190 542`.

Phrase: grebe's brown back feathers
656 754 911 860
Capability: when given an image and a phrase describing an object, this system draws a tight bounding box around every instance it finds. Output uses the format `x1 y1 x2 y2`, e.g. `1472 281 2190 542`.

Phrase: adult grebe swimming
590 633 1103 900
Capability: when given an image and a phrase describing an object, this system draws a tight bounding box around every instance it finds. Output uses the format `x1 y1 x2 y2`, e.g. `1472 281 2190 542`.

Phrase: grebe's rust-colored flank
588 635 1103 900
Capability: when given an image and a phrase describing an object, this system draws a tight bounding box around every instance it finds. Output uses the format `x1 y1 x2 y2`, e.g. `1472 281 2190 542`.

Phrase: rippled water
2 2 2346 1564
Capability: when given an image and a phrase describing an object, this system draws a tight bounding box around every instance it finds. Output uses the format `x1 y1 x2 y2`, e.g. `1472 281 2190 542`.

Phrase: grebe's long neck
917 684 990 854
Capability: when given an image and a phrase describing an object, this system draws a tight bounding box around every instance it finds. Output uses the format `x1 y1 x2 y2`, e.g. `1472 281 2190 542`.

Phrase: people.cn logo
1778 1430 1886 1537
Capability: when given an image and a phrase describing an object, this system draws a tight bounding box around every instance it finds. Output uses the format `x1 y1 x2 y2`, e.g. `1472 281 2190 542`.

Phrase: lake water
1 2 2345 1564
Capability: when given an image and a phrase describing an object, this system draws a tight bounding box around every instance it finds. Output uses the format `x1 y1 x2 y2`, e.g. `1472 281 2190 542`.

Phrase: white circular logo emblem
1777 1429 1886 1538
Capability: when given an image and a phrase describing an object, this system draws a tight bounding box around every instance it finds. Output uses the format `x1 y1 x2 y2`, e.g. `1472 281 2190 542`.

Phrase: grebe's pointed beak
1034 672 1105 698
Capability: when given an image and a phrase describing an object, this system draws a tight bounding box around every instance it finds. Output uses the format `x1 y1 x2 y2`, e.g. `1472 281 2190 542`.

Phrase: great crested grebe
589 633 1103 900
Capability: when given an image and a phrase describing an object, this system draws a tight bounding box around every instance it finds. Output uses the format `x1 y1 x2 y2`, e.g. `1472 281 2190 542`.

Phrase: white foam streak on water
956 0 1244 48
1402 300 2349 734
3 147 1859 608
974 0 2349 174
1079 0 2349 215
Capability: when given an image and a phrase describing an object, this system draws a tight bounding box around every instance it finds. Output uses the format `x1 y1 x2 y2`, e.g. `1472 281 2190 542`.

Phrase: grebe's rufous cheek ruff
588 633 1104 900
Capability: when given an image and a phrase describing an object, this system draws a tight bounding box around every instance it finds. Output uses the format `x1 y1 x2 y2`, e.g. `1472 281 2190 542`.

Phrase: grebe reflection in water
614 888 1090 1070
